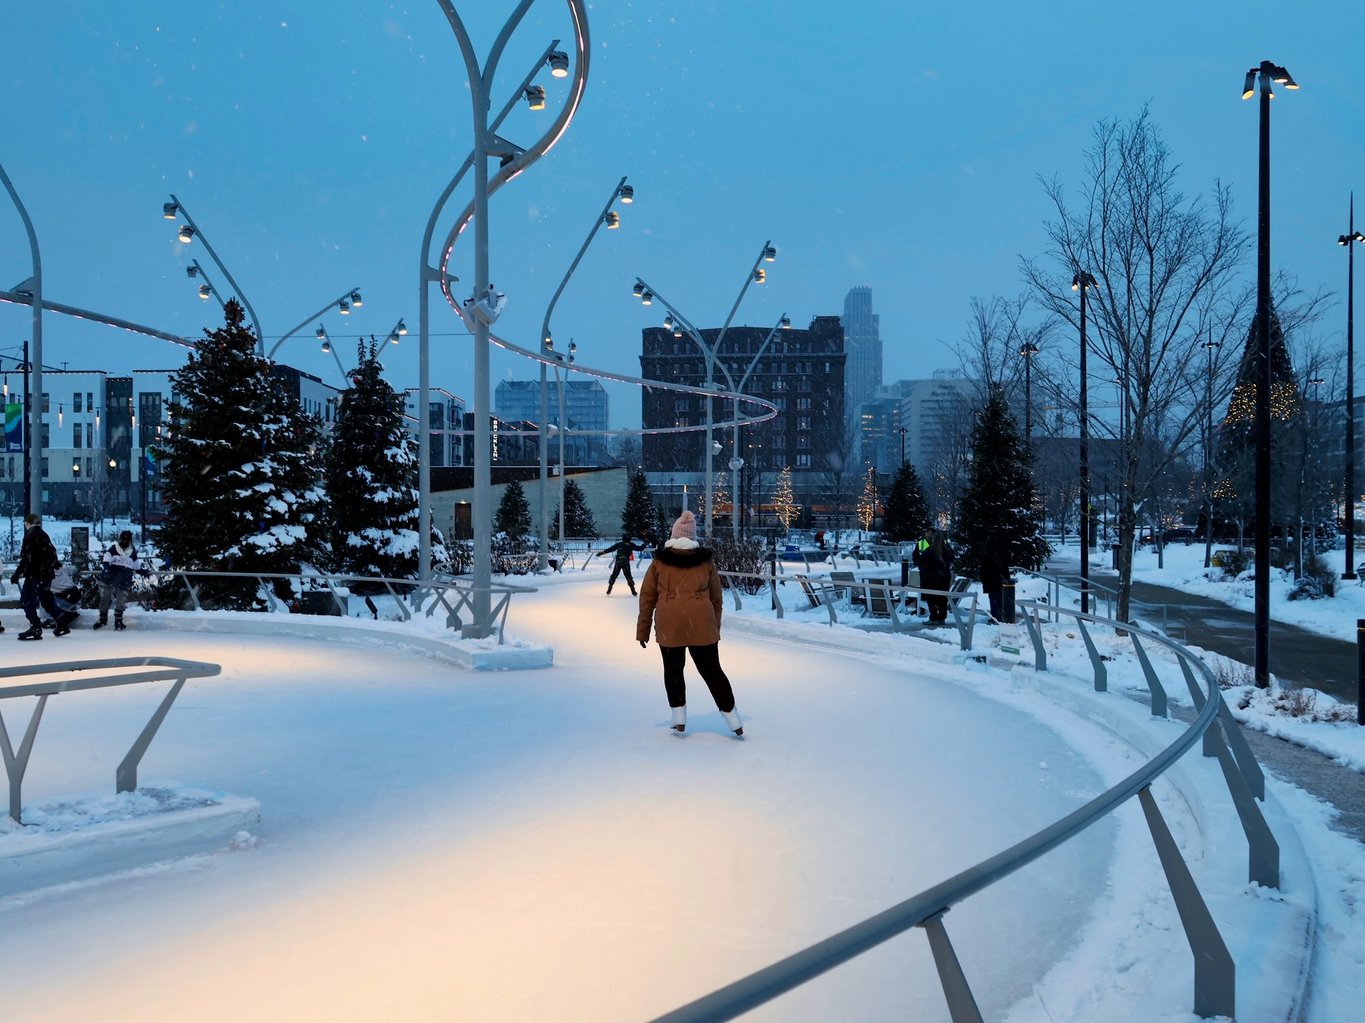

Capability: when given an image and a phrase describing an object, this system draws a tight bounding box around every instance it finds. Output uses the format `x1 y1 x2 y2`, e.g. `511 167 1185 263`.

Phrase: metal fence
648 599 1273 1022
150 570 536 644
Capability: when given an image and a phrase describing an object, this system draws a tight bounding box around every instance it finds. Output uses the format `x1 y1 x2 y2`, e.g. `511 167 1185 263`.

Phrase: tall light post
163 196 264 353
725 313 788 539
0 160 43 517
432 2 589 636
1243 59 1299 688
1203 333 1220 570
537 176 632 569
1072 270 1098 615
1338 199 1364 580
1019 339 1039 441
634 239 777 535
419 6 586 615
266 288 364 360
554 340 577 543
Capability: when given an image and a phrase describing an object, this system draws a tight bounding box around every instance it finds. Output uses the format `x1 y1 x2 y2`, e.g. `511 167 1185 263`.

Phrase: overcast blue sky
3 2 1363 428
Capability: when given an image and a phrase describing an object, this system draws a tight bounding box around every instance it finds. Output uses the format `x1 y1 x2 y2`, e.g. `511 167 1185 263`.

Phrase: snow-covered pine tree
955 387 1051 575
881 462 931 542
621 470 658 544
324 339 419 580
156 299 326 607
559 478 598 538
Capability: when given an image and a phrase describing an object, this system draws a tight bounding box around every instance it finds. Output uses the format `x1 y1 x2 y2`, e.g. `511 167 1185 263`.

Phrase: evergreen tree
773 466 798 531
955 388 1051 575
157 300 325 607
495 479 532 540
881 462 931 542
621 470 659 543
324 339 419 580
558 478 598 538
856 467 879 532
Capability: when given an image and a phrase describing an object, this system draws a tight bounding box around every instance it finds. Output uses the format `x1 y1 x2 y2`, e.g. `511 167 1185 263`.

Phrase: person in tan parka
636 510 744 737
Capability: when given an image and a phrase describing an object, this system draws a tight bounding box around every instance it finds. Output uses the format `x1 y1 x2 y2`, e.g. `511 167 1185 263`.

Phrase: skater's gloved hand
638 640 647 648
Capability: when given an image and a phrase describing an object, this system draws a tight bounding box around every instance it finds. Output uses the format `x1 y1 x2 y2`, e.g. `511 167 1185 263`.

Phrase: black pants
20 578 62 629
660 643 735 713
607 561 635 592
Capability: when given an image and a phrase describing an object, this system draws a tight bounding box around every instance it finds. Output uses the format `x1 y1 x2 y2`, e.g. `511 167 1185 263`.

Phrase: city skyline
2 3 1363 432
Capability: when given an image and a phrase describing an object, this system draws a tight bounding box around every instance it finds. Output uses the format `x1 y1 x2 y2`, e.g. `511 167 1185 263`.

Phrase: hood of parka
652 546 714 569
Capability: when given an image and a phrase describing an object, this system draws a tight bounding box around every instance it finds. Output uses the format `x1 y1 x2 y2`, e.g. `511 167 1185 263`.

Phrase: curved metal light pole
1242 59 1299 688
432 0 589 635
537 176 631 568
163 195 264 354
267 288 364 359
633 240 776 535
1072 270 1098 616
1339 198 1364 580
0 161 43 517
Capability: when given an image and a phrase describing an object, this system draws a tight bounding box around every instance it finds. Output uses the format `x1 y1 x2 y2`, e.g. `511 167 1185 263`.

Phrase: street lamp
162 195 264 353
634 239 778 536
1243 58 1299 689
538 176 632 570
1338 199 1364 580
427 4 589 637
312 324 347 379
1019 339 1039 441
186 260 226 309
266 287 366 360
1072 269 1098 616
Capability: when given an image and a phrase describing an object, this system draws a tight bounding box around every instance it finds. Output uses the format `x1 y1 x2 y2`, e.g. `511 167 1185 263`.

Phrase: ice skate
670 706 686 734
17 626 42 641
721 707 744 738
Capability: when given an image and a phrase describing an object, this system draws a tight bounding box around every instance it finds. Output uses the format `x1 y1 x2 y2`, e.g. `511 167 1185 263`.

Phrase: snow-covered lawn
0 560 1358 1021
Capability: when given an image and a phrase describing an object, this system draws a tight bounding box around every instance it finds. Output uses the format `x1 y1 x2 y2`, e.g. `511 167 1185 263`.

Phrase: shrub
1303 552 1337 598
1217 548 1251 579
710 534 768 595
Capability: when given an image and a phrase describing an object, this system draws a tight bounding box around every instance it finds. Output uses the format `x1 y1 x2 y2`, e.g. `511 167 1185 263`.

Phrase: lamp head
524 85 546 111
1242 68 1258 100
752 268 766 284
163 201 180 220
198 284 211 300
349 290 363 308
640 290 653 306
396 319 408 335
780 315 791 329
763 245 777 262
186 265 199 279
547 51 570 78
315 325 327 340
632 282 644 299
338 300 350 315
177 225 194 244
604 211 620 229
618 183 634 204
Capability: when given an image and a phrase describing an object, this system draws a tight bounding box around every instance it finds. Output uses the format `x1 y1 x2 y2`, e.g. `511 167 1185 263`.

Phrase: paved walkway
1046 555 1365 846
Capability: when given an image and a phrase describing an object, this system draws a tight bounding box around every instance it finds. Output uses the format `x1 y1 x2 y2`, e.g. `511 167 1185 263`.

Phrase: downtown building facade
494 377 610 468
842 285 882 461
639 316 846 529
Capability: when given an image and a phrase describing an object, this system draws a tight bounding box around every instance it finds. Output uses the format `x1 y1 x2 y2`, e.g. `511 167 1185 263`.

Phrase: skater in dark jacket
13 514 65 640
912 529 955 623
635 510 743 737
978 534 1010 623
596 534 646 595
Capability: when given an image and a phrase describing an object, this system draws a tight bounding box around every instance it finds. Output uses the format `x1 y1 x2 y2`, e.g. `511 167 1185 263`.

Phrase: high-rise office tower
842 286 882 452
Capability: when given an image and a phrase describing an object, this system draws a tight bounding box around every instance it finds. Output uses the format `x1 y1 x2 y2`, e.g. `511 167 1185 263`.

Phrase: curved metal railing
648 599 1276 1022
145 570 536 644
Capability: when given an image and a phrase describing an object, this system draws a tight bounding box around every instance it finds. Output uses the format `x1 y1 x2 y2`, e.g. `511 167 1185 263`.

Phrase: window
41 393 49 413
41 457 48 478
86 423 93 448
796 454 812 468
73 424 82 448
85 457 92 478
797 416 811 431
74 392 83 413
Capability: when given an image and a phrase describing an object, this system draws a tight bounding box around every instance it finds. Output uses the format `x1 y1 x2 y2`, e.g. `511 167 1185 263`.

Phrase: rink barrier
718 570 978 651
156 570 534 644
650 601 1274 1023
0 657 222 823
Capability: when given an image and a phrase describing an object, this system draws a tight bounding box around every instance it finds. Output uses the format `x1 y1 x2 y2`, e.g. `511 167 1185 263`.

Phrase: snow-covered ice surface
0 554 1359 1021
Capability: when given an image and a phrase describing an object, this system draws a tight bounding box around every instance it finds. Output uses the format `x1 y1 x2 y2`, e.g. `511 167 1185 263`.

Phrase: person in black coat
912 529 955 623
13 514 65 640
596 534 647 595
978 535 1010 623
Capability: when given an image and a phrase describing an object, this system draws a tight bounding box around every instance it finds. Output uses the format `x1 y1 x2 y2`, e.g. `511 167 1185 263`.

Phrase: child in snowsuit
596 534 646 595
96 530 139 631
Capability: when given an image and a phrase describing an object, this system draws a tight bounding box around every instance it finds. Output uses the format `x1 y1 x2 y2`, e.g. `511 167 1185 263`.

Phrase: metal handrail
650 600 1272 1022
150 570 535 644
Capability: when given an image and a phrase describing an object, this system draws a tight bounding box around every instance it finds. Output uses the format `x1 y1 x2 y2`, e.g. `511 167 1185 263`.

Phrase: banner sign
4 402 21 453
